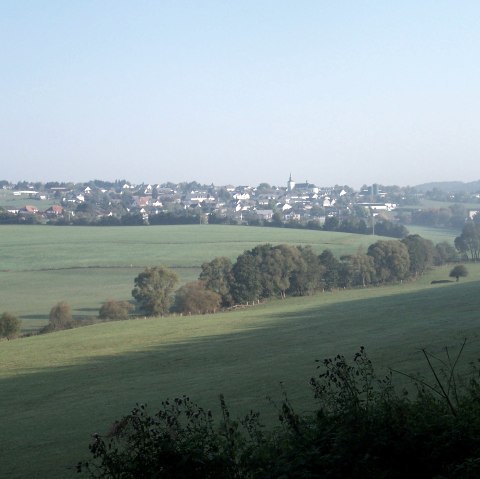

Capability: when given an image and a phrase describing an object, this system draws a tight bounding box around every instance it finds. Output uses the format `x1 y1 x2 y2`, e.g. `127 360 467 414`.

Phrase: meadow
0 223 471 478
1 261 479 478
0 224 409 329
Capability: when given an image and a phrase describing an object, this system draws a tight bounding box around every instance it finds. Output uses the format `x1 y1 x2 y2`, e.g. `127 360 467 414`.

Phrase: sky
1 1 479 188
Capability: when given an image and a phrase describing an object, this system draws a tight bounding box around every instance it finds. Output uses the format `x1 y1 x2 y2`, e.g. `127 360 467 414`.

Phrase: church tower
287 173 295 192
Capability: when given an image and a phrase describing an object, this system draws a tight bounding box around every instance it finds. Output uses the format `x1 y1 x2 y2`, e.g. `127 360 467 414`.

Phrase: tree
0 312 21 340
455 222 480 261
323 216 339 231
288 246 324 296
340 254 376 287
449 264 469 282
401 234 435 277
49 301 74 331
99 300 134 320
132 266 179 316
231 251 262 304
367 240 411 283
434 241 458 265
173 281 221 314
199 257 234 307
319 249 341 290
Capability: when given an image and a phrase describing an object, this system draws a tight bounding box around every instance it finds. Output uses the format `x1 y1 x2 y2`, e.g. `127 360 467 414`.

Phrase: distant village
0 175 479 231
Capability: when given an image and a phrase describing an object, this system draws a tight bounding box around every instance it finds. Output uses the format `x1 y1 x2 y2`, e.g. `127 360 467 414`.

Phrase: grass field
0 224 402 327
1 261 479 478
405 224 459 244
0 189 57 210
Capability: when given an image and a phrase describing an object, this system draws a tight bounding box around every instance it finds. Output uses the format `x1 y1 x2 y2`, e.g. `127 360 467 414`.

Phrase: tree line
0 233 465 339
130 235 459 317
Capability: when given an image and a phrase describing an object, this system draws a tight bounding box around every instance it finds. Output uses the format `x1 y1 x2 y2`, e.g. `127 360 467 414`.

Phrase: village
0 175 413 225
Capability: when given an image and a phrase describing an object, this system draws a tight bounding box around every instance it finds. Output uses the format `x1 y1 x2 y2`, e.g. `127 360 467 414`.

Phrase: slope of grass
0 263 479 479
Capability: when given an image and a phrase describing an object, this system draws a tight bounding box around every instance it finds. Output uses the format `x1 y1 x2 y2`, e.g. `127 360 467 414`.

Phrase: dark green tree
132 266 179 316
323 216 339 231
199 257 234 306
288 246 324 295
340 254 376 287
401 234 435 277
231 251 262 304
319 249 341 290
449 264 469 281
367 240 411 283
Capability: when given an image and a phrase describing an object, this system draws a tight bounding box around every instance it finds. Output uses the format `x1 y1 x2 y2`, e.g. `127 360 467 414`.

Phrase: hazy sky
1 1 479 188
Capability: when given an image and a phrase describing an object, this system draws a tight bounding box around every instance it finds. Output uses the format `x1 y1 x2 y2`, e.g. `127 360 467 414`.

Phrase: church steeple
287 173 295 192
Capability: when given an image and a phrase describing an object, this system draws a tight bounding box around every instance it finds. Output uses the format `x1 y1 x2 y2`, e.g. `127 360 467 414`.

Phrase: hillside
1 264 479 479
415 179 480 193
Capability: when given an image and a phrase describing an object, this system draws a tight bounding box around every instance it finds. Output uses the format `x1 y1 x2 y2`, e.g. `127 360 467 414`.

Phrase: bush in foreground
78 346 480 478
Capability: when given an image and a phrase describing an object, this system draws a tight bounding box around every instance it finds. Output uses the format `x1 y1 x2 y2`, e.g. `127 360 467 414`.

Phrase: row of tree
130 235 459 317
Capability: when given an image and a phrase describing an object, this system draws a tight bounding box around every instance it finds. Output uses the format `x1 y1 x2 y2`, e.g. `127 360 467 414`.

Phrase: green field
1 260 479 478
0 223 471 478
406 224 459 244
0 225 400 328
0 189 57 210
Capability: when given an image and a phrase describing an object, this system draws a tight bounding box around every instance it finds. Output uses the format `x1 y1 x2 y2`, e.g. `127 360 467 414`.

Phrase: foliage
401 234 435 276
231 250 262 304
173 281 221 314
47 301 75 331
199 257 234 307
287 245 324 295
367 240 411 283
98 300 134 320
319 248 341 289
374 219 409 238
79 347 480 479
132 266 179 316
0 312 21 339
455 222 480 261
339 253 376 287
434 241 459 265
450 264 469 281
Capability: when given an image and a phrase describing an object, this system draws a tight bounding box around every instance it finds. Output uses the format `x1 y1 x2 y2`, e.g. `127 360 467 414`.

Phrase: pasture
1 261 479 478
0 224 397 328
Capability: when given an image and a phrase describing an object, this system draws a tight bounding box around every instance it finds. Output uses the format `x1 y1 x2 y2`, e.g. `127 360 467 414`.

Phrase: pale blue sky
1 1 479 187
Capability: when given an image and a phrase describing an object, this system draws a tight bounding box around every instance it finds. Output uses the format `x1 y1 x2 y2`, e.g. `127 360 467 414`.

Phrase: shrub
173 281 221 314
48 301 74 331
0 312 21 340
79 346 480 479
98 300 133 321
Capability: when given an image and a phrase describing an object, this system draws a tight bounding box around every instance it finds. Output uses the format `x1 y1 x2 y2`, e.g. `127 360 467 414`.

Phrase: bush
78 346 480 479
173 281 221 314
98 300 133 321
0 312 21 340
47 301 74 331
